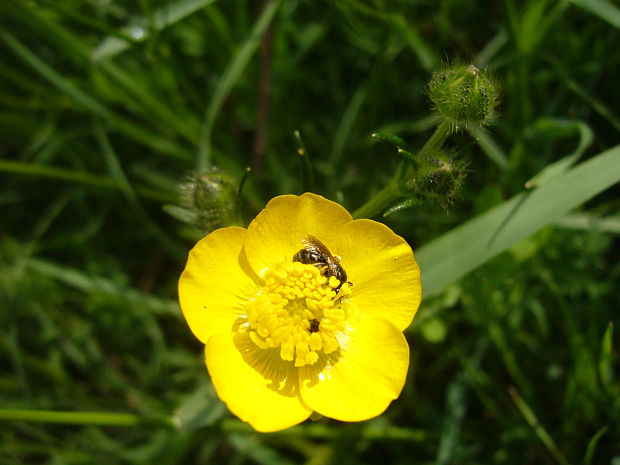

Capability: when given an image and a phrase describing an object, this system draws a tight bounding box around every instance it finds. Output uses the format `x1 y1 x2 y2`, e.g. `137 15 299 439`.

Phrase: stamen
243 261 351 366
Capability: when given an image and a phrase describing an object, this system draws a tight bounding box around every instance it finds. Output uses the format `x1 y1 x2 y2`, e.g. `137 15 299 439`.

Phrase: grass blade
337 0 438 70
23 258 181 316
599 322 615 391
582 426 609 465
97 60 201 143
416 144 620 298
391 15 438 71
92 0 220 61
566 0 620 29
329 79 371 167
0 29 191 159
468 126 509 170
8 0 201 143
0 159 175 203
554 213 620 234
0 409 176 428
198 0 282 171
94 122 186 258
435 377 468 465
508 386 572 465
174 384 226 431
549 57 620 132
0 29 106 116
524 118 593 188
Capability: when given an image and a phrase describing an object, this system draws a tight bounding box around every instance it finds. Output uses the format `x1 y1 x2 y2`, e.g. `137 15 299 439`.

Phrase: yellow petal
244 193 352 276
299 317 410 422
206 332 312 432
333 219 421 331
178 227 258 343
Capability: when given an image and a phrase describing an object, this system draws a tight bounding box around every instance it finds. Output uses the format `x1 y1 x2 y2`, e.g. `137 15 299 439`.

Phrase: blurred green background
1 0 619 463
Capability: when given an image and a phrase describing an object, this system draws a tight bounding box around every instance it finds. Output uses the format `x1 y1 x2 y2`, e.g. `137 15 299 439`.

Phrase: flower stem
353 121 452 219
0 409 177 428
417 121 451 158
352 180 402 219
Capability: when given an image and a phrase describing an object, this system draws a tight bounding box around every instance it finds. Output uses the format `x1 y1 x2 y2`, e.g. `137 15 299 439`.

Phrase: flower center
243 261 351 367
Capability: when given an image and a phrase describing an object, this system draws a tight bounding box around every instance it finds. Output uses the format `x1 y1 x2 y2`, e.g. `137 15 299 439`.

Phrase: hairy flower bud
428 64 500 130
403 151 468 209
167 169 242 233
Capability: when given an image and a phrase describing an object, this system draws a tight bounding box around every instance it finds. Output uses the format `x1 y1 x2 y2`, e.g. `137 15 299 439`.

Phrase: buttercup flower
178 193 421 432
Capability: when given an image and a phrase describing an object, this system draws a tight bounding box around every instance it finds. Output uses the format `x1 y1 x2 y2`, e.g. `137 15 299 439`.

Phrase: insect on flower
293 234 351 291
178 193 421 432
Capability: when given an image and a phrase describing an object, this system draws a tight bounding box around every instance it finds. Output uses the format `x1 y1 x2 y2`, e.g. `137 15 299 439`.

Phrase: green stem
0 409 177 429
352 180 402 219
417 121 451 158
353 122 452 219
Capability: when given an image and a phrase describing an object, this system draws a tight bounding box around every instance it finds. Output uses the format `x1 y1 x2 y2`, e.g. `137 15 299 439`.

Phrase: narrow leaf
599 322 615 390
23 258 180 316
174 383 226 431
468 126 509 170
383 198 422 217
0 159 173 203
198 0 282 171
566 0 620 29
554 213 620 234
416 145 620 298
371 132 408 150
0 29 191 159
583 426 609 465
92 0 220 61
508 387 572 465
524 118 593 188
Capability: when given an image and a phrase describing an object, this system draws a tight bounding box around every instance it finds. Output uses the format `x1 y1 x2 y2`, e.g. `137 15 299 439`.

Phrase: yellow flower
178 193 421 432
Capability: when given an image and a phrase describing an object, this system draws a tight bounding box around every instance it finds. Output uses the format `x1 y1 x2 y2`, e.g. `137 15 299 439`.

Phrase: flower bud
428 64 500 130
403 151 468 209
172 169 242 233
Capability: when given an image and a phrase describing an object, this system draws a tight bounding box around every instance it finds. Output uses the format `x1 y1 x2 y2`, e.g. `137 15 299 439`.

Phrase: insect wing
305 235 335 260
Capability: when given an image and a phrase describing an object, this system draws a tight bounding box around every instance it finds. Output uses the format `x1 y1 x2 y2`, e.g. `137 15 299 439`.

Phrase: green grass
1 0 619 463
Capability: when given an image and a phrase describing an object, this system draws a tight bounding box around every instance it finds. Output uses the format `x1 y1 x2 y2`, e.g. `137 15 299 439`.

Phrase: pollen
243 261 351 367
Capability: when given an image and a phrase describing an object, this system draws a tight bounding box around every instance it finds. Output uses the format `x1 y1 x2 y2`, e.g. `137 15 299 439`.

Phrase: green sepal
383 198 422 217
371 132 408 150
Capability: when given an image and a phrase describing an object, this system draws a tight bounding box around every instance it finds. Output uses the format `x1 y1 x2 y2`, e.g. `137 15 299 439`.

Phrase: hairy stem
353 122 452 218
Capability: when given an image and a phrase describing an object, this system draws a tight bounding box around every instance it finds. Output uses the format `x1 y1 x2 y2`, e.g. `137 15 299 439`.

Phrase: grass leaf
198 0 282 171
92 0 221 61
23 257 181 316
566 0 620 29
583 425 609 465
599 322 615 390
416 144 620 297
468 126 509 170
524 118 593 188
